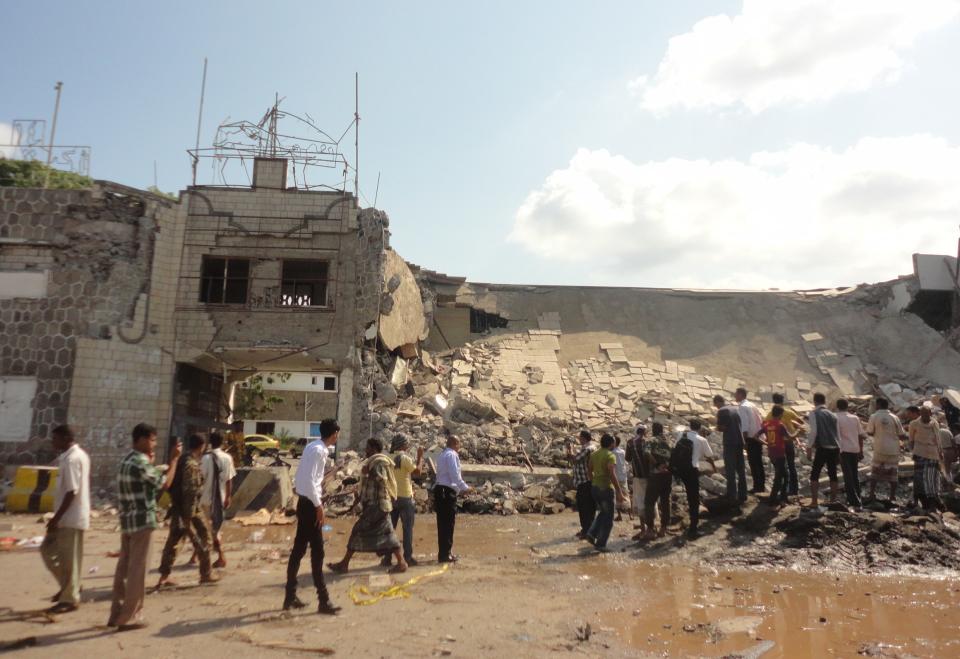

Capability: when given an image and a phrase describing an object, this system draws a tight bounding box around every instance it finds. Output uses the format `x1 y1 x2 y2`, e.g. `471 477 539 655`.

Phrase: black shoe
686 530 701 540
317 601 341 615
438 555 459 563
283 595 307 611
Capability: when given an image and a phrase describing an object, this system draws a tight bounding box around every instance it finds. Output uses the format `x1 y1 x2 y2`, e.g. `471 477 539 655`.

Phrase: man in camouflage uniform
156 434 219 587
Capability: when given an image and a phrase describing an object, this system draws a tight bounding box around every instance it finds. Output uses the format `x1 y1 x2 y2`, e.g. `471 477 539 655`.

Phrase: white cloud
509 136 960 290
631 0 960 113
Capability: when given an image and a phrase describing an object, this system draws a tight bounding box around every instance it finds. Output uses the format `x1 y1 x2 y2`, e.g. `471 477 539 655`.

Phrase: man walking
109 424 181 631
285 418 340 615
767 393 804 497
807 393 841 508
674 420 716 540
41 425 90 614
199 432 236 568
836 399 865 508
613 436 629 521
642 423 673 539
383 434 423 567
568 430 597 539
435 433 470 563
157 435 218 588
329 438 407 574
866 397 906 502
714 395 747 503
736 388 765 494
585 433 627 552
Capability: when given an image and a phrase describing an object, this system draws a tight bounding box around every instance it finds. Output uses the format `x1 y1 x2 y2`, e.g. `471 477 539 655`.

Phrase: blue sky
4 0 960 289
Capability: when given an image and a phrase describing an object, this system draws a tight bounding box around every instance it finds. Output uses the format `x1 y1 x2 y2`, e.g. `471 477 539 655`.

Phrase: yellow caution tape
348 563 450 606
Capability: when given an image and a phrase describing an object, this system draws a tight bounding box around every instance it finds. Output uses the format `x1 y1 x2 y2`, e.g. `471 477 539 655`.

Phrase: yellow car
244 434 280 451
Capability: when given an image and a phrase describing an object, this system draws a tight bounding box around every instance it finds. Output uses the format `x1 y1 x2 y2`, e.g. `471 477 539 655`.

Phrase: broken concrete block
375 381 399 405
545 393 560 410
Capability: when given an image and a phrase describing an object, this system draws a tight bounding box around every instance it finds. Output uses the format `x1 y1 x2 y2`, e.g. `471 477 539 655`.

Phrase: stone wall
0 184 183 481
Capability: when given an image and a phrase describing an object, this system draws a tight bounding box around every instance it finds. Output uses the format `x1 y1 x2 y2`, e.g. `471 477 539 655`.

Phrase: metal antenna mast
192 58 208 186
44 82 63 188
354 72 359 200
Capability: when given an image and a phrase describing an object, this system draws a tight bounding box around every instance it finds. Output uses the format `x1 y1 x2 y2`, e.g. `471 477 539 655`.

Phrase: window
281 260 328 307
200 257 250 304
255 422 276 435
323 376 337 391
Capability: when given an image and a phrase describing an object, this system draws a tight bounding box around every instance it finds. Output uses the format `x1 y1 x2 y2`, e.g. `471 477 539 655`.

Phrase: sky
3 0 960 290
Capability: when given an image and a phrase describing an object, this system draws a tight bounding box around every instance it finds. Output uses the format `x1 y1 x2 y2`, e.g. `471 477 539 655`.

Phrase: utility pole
44 81 63 188
354 72 359 201
192 57 208 186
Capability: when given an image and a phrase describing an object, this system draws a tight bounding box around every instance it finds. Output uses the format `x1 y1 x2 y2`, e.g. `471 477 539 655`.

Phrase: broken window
200 257 250 304
281 260 328 307
469 307 509 333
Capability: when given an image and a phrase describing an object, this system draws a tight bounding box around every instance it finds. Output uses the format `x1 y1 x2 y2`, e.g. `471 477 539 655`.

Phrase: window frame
199 255 251 305
279 258 330 309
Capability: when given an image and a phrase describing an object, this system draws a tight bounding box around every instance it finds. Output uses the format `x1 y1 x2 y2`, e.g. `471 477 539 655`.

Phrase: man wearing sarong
866 397 906 502
328 438 407 574
909 406 947 511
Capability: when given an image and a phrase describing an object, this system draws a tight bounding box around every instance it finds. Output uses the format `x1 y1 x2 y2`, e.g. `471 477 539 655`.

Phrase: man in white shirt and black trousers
434 432 471 563
284 418 341 615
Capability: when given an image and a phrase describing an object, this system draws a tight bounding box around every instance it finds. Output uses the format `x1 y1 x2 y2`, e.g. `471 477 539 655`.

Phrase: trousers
840 452 862 507
770 457 788 503
575 481 597 534
159 512 212 578
41 527 84 606
434 485 458 560
390 496 416 562
746 438 766 492
785 441 799 495
109 528 153 626
723 442 748 502
644 473 672 530
285 496 331 603
587 486 615 548
679 470 700 533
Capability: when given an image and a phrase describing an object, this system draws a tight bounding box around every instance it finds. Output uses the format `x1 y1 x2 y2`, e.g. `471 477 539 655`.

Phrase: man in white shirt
284 418 340 615
41 425 90 614
200 433 237 568
836 399 864 508
736 388 765 494
434 433 471 563
676 420 717 540
866 397 906 502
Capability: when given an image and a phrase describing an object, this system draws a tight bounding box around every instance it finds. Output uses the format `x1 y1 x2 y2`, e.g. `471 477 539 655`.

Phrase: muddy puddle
590 564 960 657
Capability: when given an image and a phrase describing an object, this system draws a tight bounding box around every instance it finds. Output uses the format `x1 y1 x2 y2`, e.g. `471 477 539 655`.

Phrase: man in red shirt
762 406 799 506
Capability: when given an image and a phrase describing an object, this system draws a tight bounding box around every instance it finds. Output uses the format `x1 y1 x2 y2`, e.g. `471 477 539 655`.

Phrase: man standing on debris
382 434 423 568
762 406 798 507
909 406 946 511
613 437 629 521
585 433 628 551
807 393 841 508
714 396 747 503
157 434 218 589
866 398 907 502
568 430 598 539
199 432 236 568
625 425 649 537
674 420 716 539
434 432 471 563
642 423 673 539
285 418 340 615
735 388 766 494
329 438 408 574
109 424 181 631
767 393 805 497
41 425 90 614
836 399 865 509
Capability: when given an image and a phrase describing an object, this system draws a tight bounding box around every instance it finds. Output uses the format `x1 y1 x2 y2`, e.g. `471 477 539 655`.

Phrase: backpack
669 432 695 478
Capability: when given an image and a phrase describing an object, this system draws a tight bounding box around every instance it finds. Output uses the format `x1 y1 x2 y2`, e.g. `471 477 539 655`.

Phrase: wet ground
1 509 959 657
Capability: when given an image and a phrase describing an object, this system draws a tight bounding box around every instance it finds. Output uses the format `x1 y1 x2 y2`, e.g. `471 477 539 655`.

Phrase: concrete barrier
5 466 58 513
226 467 292 518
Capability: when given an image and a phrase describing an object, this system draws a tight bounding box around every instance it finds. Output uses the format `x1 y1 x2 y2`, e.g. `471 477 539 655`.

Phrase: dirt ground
1 509 959 658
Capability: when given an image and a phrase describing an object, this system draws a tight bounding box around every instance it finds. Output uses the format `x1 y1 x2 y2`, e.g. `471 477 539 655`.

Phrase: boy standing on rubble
766 393 805 497
762 406 797 506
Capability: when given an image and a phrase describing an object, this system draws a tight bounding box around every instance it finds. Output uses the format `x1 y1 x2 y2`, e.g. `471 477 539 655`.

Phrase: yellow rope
348 563 450 606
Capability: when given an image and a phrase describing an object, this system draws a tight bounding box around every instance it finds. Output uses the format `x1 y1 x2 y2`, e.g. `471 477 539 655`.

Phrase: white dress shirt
55 444 91 530
435 447 469 493
738 400 763 438
836 411 863 453
685 431 715 470
201 448 238 507
294 439 328 507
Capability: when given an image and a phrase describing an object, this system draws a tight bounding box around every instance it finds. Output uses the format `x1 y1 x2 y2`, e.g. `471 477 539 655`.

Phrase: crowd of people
36 418 469 627
31 390 958 626
569 388 959 551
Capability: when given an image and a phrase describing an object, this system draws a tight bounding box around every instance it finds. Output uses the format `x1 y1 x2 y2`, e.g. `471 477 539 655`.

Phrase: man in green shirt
584 434 627 552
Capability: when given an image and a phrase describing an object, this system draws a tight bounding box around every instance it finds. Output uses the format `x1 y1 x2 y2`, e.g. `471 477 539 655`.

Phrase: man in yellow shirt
382 434 423 567
767 393 805 498
584 434 627 552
